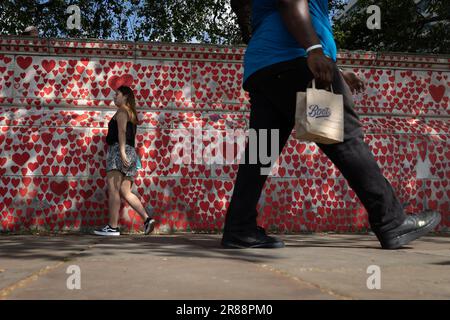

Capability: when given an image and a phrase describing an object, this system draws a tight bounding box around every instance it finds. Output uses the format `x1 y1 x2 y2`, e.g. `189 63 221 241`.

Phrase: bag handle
311 79 334 93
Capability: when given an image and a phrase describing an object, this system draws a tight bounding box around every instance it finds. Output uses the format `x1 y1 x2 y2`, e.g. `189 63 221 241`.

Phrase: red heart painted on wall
108 74 133 90
12 152 30 166
50 181 69 196
42 60 56 73
429 85 445 103
17 56 33 70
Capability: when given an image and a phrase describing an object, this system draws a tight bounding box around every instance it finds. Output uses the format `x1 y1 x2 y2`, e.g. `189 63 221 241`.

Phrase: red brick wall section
0 37 448 234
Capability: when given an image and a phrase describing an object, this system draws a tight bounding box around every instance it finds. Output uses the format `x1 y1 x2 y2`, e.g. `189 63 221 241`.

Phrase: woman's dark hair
117 85 138 125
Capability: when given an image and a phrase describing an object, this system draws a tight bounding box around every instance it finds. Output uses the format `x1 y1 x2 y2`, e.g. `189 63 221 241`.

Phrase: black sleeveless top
106 113 137 147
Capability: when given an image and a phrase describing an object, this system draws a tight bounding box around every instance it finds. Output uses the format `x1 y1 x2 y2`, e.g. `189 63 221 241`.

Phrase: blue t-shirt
243 0 337 83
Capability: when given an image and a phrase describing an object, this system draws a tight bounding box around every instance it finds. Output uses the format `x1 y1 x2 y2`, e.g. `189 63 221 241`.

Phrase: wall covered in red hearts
0 37 449 234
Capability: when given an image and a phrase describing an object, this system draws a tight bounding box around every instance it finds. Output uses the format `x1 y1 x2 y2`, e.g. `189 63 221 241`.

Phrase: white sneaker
94 225 120 236
144 218 156 235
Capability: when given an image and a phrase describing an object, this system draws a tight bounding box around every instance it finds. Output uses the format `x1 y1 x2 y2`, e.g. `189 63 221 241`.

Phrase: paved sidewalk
0 233 449 300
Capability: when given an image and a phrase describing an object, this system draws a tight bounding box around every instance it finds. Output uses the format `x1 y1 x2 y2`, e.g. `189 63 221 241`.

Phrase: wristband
306 44 323 54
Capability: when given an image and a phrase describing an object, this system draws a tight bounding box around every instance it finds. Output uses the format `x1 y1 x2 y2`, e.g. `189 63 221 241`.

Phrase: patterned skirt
106 142 139 178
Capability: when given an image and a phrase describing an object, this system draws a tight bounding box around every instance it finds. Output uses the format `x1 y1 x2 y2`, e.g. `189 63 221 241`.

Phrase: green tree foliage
0 0 132 39
1 0 447 53
137 0 240 44
0 0 240 44
332 0 450 54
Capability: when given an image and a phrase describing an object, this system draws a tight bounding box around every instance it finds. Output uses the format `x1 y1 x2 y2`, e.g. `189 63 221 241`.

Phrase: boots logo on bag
307 104 331 118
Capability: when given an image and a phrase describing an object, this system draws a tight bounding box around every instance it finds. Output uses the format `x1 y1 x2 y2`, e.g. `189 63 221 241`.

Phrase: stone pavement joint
0 262 66 299
256 264 354 300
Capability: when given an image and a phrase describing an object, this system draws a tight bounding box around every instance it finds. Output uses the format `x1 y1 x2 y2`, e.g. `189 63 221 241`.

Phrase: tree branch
419 15 450 24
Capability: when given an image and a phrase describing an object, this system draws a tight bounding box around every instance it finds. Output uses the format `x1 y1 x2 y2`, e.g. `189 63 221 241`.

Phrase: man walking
222 0 441 249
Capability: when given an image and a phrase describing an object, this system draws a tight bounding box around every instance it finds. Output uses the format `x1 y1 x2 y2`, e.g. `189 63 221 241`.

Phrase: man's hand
306 48 335 86
341 70 366 94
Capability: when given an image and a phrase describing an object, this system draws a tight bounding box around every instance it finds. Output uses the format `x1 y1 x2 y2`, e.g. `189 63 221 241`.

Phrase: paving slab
1 233 449 300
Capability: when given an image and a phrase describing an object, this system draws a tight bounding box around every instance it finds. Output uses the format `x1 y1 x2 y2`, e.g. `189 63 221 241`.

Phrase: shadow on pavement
1 233 446 264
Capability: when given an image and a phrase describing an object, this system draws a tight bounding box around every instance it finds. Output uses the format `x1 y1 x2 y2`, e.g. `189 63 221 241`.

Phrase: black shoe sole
221 239 285 249
379 212 441 249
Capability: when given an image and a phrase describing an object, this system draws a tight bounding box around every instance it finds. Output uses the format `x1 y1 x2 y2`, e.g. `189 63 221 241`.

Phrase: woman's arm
116 110 130 167
339 68 366 94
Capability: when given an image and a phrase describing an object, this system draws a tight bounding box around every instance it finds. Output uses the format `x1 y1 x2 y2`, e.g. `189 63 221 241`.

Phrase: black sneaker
375 210 441 249
221 226 285 249
93 225 120 236
144 217 156 235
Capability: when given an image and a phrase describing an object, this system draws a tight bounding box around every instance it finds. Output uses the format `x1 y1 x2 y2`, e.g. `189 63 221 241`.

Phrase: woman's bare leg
120 178 149 221
107 170 123 228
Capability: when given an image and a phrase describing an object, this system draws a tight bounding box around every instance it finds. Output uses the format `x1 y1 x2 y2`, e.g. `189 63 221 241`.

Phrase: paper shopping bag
294 79 344 144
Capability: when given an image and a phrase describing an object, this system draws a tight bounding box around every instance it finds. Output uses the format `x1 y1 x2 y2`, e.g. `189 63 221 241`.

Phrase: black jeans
224 57 406 234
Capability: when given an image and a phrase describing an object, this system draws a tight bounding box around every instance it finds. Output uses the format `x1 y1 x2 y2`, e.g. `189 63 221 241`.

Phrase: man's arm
231 0 252 44
277 0 334 85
